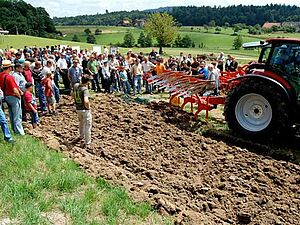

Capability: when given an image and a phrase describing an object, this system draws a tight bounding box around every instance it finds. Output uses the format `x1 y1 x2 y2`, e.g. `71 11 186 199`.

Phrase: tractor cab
246 39 300 101
225 38 300 139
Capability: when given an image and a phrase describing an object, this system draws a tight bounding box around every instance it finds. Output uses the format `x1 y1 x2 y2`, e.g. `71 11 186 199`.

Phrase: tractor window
260 46 271 63
269 44 300 78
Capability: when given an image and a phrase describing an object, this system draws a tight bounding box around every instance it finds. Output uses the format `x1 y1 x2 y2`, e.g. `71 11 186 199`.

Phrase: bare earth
31 94 300 225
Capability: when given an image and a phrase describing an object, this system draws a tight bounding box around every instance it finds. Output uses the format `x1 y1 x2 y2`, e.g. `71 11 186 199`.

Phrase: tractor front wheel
224 79 290 139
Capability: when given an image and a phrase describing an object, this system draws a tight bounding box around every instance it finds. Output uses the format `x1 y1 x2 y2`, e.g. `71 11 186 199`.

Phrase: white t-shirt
57 58 68 69
142 61 155 73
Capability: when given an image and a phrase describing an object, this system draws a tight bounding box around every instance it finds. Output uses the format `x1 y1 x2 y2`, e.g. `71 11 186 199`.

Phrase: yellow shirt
155 64 166 75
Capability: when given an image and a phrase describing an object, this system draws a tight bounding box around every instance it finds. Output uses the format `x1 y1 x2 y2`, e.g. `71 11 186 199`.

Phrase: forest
53 4 300 27
0 0 56 36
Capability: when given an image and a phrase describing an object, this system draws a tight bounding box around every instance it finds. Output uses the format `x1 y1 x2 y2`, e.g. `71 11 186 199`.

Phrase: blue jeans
53 83 60 104
133 75 142 95
0 103 13 141
35 82 47 112
29 111 39 125
122 80 131 94
5 96 25 135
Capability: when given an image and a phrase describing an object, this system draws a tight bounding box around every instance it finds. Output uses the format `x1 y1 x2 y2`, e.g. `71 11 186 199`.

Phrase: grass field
2 25 299 64
0 35 93 50
0 33 260 63
0 136 170 225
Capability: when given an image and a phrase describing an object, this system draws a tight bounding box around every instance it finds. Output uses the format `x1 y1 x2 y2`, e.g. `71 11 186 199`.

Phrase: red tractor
224 38 300 139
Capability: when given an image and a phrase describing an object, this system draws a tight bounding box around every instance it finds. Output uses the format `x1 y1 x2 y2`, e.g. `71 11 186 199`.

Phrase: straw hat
2 60 14 68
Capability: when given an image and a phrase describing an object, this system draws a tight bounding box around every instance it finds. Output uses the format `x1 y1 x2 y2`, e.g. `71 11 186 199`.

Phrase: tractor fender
228 74 294 102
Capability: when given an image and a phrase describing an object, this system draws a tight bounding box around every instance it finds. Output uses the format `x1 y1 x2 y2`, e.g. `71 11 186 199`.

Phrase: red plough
148 70 244 122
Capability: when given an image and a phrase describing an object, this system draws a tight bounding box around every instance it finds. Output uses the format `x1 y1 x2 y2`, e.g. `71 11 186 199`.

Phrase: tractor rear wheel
224 79 290 139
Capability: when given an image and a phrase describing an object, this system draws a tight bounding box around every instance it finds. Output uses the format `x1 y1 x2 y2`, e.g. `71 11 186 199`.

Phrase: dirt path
31 94 300 225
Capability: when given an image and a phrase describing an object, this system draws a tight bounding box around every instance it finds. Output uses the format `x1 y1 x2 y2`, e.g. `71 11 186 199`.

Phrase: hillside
0 0 56 36
53 4 300 26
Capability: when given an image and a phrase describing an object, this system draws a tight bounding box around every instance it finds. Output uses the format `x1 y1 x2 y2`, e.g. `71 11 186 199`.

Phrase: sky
26 0 300 18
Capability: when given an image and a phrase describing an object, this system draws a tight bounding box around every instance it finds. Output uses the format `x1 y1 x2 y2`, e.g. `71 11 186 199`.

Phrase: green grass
0 136 170 225
0 35 93 50
57 25 143 46
4 25 298 64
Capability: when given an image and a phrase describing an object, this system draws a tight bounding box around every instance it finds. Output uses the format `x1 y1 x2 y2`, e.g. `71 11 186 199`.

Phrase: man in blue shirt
197 62 209 79
68 59 83 89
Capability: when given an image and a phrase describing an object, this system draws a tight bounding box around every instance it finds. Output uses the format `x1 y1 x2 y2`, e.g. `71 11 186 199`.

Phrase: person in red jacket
24 82 39 128
43 72 57 115
0 60 24 135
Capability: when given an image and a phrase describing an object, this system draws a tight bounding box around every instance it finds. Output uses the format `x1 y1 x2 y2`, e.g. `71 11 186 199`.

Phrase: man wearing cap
73 76 92 146
87 55 101 92
32 61 47 114
68 59 83 88
0 60 25 135
12 63 27 121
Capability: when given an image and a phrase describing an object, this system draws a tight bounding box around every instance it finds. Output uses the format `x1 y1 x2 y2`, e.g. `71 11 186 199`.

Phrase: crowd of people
0 45 243 145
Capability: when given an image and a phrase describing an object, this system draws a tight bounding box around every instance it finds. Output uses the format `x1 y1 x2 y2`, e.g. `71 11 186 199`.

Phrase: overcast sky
26 0 300 18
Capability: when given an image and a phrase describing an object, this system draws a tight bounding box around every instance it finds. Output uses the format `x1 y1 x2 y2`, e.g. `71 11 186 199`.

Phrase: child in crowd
43 72 57 115
24 82 39 128
119 66 131 94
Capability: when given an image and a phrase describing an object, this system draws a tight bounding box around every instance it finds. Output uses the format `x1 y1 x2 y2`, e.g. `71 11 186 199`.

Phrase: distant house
117 20 131 27
134 19 146 28
282 22 300 32
262 22 281 29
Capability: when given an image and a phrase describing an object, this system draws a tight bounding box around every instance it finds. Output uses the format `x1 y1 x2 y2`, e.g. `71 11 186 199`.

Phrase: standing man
101 61 111 93
142 57 155 94
87 55 101 92
68 59 83 89
12 63 27 121
57 53 70 92
217 52 225 72
0 60 25 135
73 76 92 147
131 59 143 95
32 61 47 114
0 87 14 143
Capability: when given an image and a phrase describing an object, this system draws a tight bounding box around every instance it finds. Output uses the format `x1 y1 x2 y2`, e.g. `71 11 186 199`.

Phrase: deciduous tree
144 13 178 54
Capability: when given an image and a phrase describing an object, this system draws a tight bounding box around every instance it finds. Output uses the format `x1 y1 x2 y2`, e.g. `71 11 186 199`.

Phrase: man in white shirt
131 59 143 95
56 53 70 92
142 57 155 94
203 64 219 96
109 57 120 92
101 61 111 93
103 46 109 59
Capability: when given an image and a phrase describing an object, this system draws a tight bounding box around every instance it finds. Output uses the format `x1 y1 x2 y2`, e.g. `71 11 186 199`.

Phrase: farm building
134 19 145 28
282 22 300 32
262 22 281 29
117 20 131 27
262 22 300 32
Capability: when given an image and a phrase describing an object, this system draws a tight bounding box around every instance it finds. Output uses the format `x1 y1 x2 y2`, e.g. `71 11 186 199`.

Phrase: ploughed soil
30 94 300 225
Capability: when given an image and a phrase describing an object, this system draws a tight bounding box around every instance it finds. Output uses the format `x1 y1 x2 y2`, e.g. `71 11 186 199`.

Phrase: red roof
262 22 281 29
266 38 300 44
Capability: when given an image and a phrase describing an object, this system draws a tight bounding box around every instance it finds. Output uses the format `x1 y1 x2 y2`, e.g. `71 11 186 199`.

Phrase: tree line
0 0 57 37
53 4 300 27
